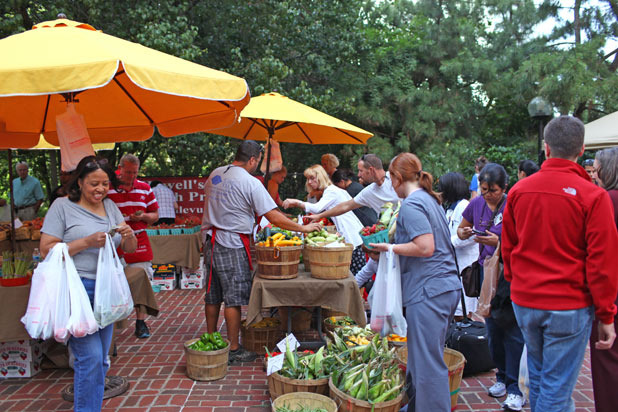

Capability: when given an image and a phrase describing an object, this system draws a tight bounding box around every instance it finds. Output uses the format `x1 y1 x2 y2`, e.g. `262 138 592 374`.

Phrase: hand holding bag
94 234 134 328
475 241 502 317
370 248 407 337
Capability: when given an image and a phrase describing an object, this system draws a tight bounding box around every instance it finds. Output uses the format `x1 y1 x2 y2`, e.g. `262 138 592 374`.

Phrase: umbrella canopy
210 92 373 145
31 134 114 151
0 18 250 148
584 110 618 150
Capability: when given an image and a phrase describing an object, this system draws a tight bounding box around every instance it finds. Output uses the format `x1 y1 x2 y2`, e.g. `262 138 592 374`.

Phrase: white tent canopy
584 111 618 149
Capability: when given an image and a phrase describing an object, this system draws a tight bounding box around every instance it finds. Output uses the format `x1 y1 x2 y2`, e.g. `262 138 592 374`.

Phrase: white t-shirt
201 165 277 248
303 185 363 247
353 172 401 213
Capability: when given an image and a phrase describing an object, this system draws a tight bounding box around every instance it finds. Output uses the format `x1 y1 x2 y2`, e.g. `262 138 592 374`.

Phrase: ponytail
390 153 441 204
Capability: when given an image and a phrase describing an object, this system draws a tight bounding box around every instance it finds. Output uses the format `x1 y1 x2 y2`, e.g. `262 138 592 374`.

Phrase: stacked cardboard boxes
0 340 50 378
180 266 205 289
151 264 177 290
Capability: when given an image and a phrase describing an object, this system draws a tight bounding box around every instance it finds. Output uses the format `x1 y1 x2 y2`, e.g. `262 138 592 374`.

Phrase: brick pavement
0 288 597 411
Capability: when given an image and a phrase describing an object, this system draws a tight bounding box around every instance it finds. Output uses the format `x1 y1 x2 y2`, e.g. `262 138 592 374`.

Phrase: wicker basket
268 371 329 400
256 245 302 279
30 229 41 240
241 318 281 355
14 226 30 240
305 243 353 280
184 338 230 381
396 346 466 411
271 392 337 412
277 307 313 333
302 246 312 272
328 376 403 412
323 315 357 338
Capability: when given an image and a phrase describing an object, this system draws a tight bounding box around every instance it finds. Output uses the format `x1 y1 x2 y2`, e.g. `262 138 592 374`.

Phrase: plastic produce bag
476 242 502 318
94 234 134 328
518 345 529 401
56 103 95 172
21 243 64 339
63 245 98 339
370 248 407 337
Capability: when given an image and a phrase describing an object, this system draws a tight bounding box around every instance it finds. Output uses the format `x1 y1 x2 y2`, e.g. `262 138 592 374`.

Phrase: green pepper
215 339 227 349
200 333 211 344
212 332 222 341
204 343 214 351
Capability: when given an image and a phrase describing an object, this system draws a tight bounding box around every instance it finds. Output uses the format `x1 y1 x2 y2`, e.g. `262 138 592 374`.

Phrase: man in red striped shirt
108 154 159 338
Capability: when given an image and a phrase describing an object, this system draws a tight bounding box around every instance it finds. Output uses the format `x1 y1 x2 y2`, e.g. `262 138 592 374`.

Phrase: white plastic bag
53 246 72 344
93 234 134 328
21 243 64 339
64 245 99 339
56 103 95 172
518 345 529 401
260 139 283 174
370 248 407 337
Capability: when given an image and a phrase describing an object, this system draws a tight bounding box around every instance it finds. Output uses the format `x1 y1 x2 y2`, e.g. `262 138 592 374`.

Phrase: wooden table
0 266 158 342
149 232 202 268
246 266 366 347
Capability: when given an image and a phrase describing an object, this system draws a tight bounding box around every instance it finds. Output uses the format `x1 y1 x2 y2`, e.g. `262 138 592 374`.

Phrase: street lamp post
527 97 553 165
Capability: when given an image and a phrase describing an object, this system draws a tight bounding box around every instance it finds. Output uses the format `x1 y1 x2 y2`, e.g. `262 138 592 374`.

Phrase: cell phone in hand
471 228 488 236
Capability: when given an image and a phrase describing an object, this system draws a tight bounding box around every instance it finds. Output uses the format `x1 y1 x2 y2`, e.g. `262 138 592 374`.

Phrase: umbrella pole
7 150 17 252
263 131 273 189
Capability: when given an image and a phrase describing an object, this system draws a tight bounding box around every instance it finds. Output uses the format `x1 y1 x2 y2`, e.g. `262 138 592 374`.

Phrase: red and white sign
142 177 208 217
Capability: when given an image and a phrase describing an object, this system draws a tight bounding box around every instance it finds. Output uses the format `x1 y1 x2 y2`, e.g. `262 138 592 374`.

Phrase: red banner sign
142 176 208 217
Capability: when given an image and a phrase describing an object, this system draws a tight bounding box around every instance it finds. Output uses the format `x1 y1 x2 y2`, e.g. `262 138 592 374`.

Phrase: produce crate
30 229 41 240
305 244 353 280
361 229 389 249
14 226 30 240
170 228 182 235
268 371 329 400
255 245 301 280
145 229 158 236
328 376 403 412
240 318 281 355
271 392 336 412
0 230 7 241
158 228 171 236
184 338 230 381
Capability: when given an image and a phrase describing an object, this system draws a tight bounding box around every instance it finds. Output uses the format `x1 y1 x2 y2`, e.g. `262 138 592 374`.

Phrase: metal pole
8 150 17 252
538 119 544 165
263 130 273 189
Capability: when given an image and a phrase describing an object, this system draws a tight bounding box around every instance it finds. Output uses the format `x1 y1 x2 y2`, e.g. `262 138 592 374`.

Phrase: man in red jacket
502 115 618 412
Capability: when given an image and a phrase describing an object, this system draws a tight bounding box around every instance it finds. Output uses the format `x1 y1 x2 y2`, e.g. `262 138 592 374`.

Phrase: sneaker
135 322 150 339
228 346 257 364
503 393 525 411
488 381 506 398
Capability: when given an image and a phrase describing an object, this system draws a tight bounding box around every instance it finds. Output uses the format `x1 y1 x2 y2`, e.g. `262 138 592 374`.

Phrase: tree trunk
574 0 582 44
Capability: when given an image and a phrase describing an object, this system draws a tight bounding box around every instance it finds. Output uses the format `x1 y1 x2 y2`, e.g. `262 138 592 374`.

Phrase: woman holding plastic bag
40 156 136 412
370 153 461 412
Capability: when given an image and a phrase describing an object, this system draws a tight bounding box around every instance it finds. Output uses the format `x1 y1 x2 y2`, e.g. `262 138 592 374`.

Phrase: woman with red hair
370 153 461 412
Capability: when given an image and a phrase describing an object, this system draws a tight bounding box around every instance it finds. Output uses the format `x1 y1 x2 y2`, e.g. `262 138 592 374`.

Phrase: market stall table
0 266 158 342
149 232 202 268
245 265 366 347
0 239 39 255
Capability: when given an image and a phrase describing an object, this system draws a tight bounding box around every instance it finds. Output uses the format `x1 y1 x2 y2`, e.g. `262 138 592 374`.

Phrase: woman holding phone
457 163 525 411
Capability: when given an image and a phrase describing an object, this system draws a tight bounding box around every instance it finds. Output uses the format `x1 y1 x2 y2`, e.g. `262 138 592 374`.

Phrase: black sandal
61 375 129 402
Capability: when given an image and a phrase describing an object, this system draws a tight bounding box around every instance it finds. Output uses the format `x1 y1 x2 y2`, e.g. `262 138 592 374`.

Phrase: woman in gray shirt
40 156 136 412
370 152 460 412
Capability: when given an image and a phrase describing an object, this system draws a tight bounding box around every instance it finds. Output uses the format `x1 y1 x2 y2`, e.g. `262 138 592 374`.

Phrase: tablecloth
245 265 366 327
149 232 202 268
0 266 158 342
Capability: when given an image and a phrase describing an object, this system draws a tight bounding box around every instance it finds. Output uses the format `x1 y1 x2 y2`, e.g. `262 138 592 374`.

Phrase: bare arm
457 217 474 240
308 199 359 221
264 209 321 233
370 233 435 257
40 224 137 258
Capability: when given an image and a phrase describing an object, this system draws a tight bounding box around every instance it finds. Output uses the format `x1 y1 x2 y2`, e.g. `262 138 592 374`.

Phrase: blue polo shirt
13 175 44 207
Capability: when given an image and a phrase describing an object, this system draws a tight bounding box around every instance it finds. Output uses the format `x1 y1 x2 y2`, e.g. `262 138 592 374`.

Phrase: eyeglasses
583 159 594 166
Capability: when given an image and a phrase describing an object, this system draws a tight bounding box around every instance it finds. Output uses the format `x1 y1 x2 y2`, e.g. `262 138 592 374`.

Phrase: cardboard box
0 340 49 363
181 266 203 280
0 358 42 378
151 263 176 277
180 277 205 289
152 276 177 291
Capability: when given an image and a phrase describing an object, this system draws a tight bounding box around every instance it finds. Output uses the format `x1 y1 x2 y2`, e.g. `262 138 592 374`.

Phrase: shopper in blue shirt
13 161 45 221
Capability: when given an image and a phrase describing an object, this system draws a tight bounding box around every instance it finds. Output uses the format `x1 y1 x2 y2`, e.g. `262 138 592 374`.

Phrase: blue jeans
513 303 594 412
485 317 524 396
69 278 113 412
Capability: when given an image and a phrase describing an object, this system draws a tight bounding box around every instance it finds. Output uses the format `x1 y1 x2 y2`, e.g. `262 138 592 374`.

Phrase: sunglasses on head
583 159 594 166
84 158 109 169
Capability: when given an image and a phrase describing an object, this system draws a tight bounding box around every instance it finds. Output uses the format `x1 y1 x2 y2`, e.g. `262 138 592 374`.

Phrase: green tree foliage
1 0 617 204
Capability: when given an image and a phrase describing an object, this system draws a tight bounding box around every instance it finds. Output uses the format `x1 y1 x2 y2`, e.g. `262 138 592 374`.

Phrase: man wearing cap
201 141 321 363
108 154 159 339
13 162 45 221
308 154 400 222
